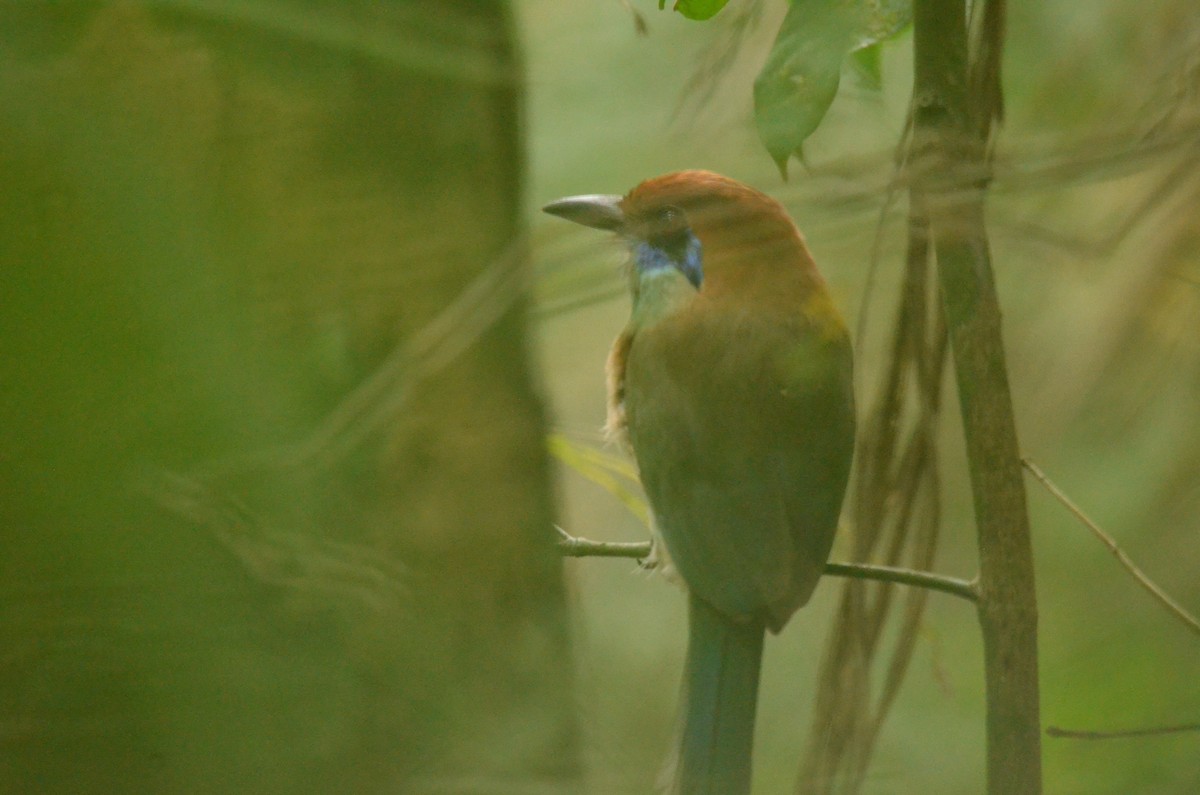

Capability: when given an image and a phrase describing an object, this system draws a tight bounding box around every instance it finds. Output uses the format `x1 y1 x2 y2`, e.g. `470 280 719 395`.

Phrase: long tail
671 592 766 795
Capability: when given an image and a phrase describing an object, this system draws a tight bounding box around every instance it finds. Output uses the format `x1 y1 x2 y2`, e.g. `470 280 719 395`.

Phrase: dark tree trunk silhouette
0 4 579 792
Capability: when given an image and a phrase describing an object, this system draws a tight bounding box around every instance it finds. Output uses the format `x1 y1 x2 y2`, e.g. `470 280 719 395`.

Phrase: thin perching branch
1046 723 1200 740
1022 458 1200 638
555 527 654 560
555 528 979 603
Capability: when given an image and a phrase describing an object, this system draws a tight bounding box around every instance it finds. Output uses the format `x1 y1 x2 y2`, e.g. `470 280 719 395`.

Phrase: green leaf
850 1 911 91
857 0 912 48
850 43 882 91
754 0 854 176
754 0 912 173
659 0 729 21
547 433 650 526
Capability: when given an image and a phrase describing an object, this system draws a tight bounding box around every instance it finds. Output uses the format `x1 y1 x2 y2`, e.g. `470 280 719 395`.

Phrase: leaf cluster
663 0 912 174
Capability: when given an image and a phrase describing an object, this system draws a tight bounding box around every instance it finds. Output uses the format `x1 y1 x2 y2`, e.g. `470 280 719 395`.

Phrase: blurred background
1 1 1198 793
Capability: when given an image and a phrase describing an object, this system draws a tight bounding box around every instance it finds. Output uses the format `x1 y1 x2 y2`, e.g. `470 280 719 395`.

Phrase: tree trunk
911 2 1043 793
0 3 579 792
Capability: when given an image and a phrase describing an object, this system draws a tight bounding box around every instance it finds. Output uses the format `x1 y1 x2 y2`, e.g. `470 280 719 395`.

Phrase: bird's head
543 170 825 304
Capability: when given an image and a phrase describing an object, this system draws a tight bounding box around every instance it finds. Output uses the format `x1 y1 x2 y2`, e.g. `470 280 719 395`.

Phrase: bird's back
624 289 854 632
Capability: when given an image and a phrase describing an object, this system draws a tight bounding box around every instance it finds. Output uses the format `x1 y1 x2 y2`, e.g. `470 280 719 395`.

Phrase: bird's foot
639 538 679 582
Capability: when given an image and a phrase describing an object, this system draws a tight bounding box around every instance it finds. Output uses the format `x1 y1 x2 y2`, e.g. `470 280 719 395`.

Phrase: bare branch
1022 458 1200 638
555 526 653 559
824 562 977 603
555 528 979 603
1047 724 1200 740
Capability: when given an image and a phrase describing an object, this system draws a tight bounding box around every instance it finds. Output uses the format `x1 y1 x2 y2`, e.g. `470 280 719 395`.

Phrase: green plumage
544 170 855 795
625 285 854 631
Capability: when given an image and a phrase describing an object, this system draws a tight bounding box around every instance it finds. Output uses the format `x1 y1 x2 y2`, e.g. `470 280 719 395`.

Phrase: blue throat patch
633 232 703 289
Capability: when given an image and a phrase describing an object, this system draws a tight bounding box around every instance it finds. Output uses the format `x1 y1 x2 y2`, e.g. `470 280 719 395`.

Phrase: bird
544 170 855 795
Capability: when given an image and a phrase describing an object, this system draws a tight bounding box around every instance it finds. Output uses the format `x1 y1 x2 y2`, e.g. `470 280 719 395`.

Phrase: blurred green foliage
1 2 576 792
666 0 731 22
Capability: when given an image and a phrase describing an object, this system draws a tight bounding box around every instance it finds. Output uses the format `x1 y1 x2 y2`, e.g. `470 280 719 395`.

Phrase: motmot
544 171 855 795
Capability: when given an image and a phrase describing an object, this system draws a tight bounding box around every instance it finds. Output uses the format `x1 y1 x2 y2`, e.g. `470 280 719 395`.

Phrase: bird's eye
652 206 687 240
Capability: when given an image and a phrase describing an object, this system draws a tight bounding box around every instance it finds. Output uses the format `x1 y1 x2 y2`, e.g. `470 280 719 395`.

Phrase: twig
1021 458 1200 638
616 0 648 36
1047 724 1200 740
555 528 979 602
825 562 977 602
555 527 653 559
